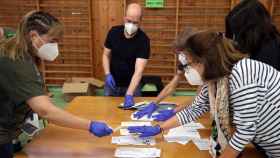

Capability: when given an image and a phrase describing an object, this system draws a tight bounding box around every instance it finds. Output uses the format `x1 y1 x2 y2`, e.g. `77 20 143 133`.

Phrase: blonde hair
0 11 63 60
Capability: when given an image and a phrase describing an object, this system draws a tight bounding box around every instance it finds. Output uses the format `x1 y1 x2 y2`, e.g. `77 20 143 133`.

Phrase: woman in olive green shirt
0 11 112 158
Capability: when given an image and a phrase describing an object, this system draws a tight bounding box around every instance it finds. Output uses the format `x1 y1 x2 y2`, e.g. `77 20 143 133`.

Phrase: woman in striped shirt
128 30 280 157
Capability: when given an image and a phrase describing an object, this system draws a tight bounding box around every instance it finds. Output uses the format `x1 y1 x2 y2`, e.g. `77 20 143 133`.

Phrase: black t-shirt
104 25 150 87
250 39 280 71
0 54 44 144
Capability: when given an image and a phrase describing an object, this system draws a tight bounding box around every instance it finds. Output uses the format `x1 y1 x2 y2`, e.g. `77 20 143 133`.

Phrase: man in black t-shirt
103 3 150 108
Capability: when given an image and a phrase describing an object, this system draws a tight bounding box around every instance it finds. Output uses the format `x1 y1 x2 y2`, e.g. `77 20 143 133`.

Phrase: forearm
28 96 91 131
159 115 181 131
155 75 180 104
43 105 91 130
173 104 188 112
102 53 111 75
126 72 142 95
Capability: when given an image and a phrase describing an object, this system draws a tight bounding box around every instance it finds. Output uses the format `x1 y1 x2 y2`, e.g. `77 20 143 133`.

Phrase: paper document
164 123 203 145
114 147 161 158
121 121 152 127
112 135 156 146
167 126 201 139
182 122 205 130
192 138 210 150
119 128 130 136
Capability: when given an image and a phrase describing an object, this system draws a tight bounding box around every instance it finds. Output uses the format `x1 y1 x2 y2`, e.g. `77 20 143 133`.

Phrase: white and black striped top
176 58 280 157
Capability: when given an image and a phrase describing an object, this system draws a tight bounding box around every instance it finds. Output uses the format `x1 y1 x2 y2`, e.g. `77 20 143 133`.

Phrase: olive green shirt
0 54 44 144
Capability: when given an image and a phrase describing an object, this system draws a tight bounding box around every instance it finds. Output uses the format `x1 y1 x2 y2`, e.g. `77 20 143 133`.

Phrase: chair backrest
140 75 164 97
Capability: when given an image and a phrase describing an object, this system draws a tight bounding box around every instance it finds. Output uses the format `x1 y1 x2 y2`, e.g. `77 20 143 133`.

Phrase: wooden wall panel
126 0 231 90
39 0 93 84
92 0 124 80
126 0 178 88
273 0 280 31
0 0 37 28
177 0 231 89
1 0 279 89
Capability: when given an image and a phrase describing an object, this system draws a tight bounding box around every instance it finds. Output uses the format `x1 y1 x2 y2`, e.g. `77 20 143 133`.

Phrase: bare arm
160 115 181 131
27 96 91 131
154 73 181 104
102 47 112 75
126 58 148 95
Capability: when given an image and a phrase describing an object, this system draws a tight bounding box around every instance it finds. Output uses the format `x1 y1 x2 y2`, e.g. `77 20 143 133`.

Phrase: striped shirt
176 58 280 157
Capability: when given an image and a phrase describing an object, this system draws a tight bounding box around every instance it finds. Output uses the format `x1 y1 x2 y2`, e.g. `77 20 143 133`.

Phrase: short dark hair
225 0 280 55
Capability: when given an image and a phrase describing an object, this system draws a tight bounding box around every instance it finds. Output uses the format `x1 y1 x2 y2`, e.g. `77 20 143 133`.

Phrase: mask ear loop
32 32 46 50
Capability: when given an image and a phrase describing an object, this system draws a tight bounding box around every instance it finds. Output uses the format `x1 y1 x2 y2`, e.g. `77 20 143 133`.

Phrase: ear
29 30 38 40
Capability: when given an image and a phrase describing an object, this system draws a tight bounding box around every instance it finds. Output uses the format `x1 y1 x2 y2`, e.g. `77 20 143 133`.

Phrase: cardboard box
62 77 104 102
71 77 104 88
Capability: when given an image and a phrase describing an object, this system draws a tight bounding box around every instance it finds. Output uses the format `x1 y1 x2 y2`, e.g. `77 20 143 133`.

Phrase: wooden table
15 96 264 158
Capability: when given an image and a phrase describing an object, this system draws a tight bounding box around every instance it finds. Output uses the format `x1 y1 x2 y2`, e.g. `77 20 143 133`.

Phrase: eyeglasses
177 52 192 71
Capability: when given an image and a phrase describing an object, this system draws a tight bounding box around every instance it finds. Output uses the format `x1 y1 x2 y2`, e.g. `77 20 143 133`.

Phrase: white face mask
124 22 138 35
178 52 187 66
37 43 59 61
184 66 204 85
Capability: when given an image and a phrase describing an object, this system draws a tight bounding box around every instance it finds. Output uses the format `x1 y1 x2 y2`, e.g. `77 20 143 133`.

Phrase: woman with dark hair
128 29 280 157
225 0 280 70
0 11 112 158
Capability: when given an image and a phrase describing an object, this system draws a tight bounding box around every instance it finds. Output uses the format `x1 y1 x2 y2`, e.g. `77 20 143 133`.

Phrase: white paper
120 101 149 108
182 122 205 130
167 126 201 139
192 139 210 150
114 147 161 158
164 136 191 145
119 129 130 136
121 121 152 127
112 136 156 146
131 111 159 121
164 123 203 145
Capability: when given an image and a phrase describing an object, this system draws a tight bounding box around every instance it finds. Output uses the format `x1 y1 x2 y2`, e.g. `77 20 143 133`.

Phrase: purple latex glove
152 109 175 121
127 125 161 138
89 121 113 137
133 102 158 119
105 74 116 90
123 95 134 108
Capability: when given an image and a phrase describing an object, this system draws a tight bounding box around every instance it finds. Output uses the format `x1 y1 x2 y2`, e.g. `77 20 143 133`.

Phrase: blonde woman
0 11 112 158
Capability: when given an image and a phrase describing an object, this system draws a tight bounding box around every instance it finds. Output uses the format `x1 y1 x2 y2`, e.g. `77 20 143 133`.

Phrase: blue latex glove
123 95 134 108
152 109 175 121
133 102 158 119
105 74 116 90
89 121 113 137
128 125 161 138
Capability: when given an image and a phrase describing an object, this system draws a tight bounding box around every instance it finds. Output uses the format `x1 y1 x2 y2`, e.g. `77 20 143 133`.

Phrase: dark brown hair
225 0 280 55
183 30 246 81
172 27 199 51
